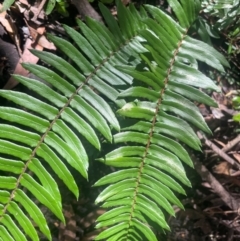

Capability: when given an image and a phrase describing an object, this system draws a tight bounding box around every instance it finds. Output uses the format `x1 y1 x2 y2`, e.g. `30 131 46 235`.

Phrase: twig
193 157 240 212
198 132 240 170
210 216 240 235
194 155 240 234
222 135 240 153
71 0 103 22
31 0 47 21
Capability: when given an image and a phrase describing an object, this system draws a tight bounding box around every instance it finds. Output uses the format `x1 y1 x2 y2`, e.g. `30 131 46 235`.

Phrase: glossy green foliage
0 0 229 240
0 0 14 12
45 0 69 16
201 0 240 53
0 0 69 16
94 0 229 240
0 2 147 240
231 95 240 121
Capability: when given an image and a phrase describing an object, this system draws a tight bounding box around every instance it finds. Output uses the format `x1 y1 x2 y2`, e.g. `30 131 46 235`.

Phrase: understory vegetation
0 0 239 240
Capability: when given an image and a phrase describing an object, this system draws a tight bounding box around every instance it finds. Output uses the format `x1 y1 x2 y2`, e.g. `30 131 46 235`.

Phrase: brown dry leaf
15 1 30 13
37 34 56 50
214 139 226 148
213 161 231 175
59 205 76 241
79 208 106 241
3 38 43 89
211 107 225 119
0 4 15 36
219 103 235 116
18 0 30 5
233 153 240 163
25 20 56 50
0 3 22 55
78 208 105 229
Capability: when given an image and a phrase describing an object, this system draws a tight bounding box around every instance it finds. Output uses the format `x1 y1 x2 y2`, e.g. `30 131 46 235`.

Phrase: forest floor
0 0 240 240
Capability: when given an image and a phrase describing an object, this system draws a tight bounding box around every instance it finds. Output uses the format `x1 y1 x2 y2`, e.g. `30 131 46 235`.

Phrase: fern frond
202 0 237 9
94 0 229 240
0 1 148 240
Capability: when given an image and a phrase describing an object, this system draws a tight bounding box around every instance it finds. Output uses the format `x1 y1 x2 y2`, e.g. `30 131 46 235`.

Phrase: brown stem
194 158 240 212
71 0 102 22
198 132 240 170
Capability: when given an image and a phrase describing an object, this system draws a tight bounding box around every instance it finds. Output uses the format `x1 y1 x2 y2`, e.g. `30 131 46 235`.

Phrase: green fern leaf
0 0 14 12
94 0 229 240
0 1 151 240
0 0 230 240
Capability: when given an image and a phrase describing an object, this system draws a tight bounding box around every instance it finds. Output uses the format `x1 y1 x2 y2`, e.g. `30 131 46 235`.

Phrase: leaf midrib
125 29 188 239
0 29 144 224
